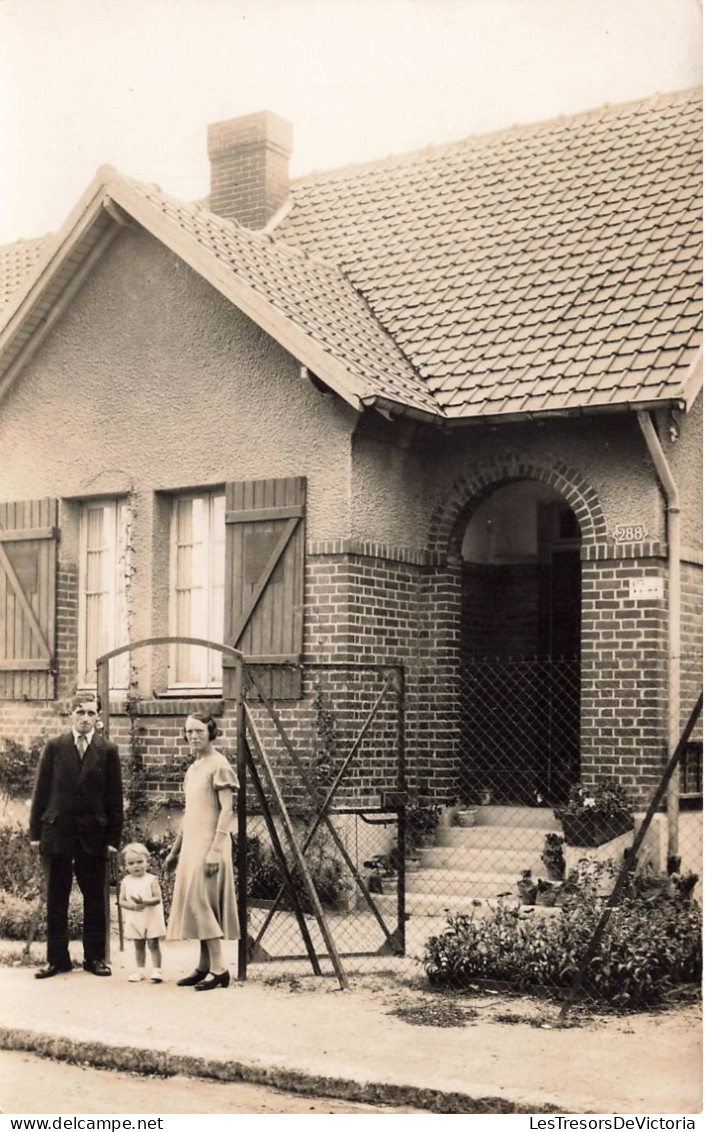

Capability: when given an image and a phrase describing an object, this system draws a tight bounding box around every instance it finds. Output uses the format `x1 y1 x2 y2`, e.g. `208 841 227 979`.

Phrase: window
78 499 129 687
169 491 225 689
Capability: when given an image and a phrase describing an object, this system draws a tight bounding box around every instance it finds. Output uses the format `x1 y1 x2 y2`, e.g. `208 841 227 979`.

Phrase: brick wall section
414 560 462 802
580 554 669 806
304 547 419 806
303 543 463 804
681 558 703 741
55 566 79 701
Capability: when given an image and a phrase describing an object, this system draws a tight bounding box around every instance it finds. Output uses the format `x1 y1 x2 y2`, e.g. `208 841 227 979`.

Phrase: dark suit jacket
29 731 124 856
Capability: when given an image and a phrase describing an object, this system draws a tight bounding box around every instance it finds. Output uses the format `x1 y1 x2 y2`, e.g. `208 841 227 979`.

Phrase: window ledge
110 697 225 717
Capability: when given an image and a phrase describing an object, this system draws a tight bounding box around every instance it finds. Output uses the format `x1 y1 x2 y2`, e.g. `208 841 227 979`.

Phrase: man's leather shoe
83 959 111 976
35 963 72 979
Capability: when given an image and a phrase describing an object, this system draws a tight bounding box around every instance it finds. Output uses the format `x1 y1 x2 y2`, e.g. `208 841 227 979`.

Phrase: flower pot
541 861 565 882
560 812 634 848
455 808 477 828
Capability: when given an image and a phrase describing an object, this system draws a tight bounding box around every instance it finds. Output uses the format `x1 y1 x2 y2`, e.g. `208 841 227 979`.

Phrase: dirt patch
389 1000 476 1027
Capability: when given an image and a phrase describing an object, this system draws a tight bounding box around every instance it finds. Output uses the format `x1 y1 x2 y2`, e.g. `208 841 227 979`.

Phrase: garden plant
423 858 702 1006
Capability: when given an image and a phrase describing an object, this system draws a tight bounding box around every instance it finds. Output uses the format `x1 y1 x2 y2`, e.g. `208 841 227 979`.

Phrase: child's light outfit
122 873 166 939
123 872 166 982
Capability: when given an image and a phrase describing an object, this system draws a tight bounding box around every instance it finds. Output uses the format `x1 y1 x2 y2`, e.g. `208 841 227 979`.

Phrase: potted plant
517 868 537 905
451 787 491 828
534 878 559 907
363 850 400 894
541 832 566 880
554 776 634 847
406 797 442 849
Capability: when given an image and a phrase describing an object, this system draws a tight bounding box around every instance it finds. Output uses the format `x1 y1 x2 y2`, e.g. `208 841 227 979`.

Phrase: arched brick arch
428 455 608 557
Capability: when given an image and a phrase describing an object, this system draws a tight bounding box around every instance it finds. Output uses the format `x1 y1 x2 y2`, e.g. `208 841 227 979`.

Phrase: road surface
0 1049 426 1115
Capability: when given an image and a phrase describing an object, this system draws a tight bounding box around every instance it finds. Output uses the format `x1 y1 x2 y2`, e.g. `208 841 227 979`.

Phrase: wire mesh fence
413 662 703 1011
237 654 702 1009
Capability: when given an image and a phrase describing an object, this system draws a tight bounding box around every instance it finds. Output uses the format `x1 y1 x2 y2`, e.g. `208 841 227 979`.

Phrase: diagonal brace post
245 704 349 990
245 743 322 975
247 666 398 947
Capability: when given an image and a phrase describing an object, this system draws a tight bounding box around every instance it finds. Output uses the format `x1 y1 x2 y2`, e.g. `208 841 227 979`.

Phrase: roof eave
0 181 131 403
359 392 445 425
437 395 690 428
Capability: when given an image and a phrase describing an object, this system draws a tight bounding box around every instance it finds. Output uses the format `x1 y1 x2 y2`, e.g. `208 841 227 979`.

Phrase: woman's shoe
194 969 230 991
176 968 208 987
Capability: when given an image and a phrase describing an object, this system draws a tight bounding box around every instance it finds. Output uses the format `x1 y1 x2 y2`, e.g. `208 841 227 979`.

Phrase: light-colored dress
122 873 166 940
166 751 239 941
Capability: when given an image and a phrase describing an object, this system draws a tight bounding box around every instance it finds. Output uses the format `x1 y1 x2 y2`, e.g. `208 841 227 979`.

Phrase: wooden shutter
225 477 305 699
0 498 58 700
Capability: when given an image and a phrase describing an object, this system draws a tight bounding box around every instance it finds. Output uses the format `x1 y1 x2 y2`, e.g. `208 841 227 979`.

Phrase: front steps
378 805 563 918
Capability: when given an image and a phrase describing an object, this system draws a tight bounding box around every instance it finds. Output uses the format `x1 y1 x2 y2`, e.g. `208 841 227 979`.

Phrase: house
0 91 701 844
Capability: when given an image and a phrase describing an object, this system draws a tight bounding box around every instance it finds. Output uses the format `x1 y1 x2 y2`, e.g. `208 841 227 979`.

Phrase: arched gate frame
97 638 407 990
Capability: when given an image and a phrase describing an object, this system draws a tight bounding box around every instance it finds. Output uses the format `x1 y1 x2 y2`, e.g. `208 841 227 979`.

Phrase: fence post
395 665 407 956
234 654 248 981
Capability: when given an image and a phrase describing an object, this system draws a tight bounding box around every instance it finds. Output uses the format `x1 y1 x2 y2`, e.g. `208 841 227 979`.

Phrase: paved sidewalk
0 938 701 1115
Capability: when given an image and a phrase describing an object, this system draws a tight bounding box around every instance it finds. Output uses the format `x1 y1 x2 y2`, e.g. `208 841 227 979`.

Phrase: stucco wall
0 228 356 534
350 409 702 555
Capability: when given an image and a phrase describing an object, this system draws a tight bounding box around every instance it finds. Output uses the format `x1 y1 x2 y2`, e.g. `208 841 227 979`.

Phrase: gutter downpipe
636 410 681 867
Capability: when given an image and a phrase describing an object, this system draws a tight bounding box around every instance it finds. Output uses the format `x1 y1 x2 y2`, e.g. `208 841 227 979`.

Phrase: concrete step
421 845 543 873
436 826 554 851
371 891 560 919
406 868 519 898
468 806 562 830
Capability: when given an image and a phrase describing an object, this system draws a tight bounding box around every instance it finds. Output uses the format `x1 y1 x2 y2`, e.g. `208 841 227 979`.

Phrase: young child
119 842 166 983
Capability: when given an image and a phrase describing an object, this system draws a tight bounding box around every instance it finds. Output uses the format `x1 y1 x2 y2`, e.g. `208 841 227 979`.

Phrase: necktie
77 736 87 759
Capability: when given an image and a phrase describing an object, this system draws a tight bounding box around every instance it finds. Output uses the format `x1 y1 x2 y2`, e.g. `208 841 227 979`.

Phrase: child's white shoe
150 969 163 983
128 970 144 982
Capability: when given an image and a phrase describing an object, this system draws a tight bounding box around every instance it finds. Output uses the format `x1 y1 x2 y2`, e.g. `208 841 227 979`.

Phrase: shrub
423 867 702 1006
242 829 350 912
0 890 83 942
0 892 41 941
0 825 39 897
0 738 44 800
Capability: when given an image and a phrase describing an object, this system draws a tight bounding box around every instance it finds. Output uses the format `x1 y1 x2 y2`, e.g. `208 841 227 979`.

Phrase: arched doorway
459 480 581 805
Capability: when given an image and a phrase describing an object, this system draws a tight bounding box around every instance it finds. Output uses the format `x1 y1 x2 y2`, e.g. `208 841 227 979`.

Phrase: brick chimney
207 111 293 229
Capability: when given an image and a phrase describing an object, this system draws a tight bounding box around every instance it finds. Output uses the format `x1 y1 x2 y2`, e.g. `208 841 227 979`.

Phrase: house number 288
613 524 648 543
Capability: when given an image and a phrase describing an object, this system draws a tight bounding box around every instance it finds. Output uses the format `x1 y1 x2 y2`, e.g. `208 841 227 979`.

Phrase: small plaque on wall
629 578 664 600
613 524 648 543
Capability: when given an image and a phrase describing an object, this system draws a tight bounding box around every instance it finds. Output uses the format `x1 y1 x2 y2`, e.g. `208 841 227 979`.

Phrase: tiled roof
0 88 701 421
0 236 51 307
122 175 436 414
276 88 702 418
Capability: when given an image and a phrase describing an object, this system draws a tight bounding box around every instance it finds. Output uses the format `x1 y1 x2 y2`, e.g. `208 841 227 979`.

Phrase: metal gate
97 640 407 989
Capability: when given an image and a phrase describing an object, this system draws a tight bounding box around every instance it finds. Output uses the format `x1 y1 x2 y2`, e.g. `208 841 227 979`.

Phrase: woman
165 713 239 989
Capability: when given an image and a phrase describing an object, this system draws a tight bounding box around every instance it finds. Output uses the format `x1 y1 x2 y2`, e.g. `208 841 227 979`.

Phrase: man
29 694 123 978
